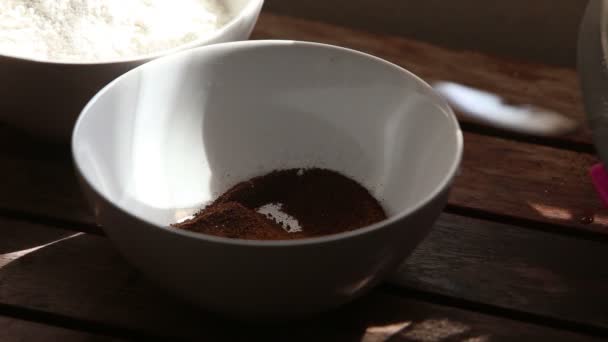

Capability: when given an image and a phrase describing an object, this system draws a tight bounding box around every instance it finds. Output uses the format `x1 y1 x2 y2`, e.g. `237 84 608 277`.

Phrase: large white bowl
72 40 463 317
0 0 263 141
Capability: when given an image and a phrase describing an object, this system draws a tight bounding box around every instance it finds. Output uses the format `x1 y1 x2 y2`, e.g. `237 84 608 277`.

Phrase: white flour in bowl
0 0 230 62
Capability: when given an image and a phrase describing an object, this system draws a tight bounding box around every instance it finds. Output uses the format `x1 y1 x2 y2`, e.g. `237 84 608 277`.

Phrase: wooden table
1 12 607 341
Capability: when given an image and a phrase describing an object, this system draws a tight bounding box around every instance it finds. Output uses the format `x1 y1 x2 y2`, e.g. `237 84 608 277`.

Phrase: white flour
0 0 230 62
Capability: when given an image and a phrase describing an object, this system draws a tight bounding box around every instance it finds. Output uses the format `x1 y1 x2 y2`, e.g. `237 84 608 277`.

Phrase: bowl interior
73 41 461 229
224 0 252 14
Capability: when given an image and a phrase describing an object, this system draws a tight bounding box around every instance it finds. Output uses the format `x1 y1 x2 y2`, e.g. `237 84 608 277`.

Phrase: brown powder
172 168 387 240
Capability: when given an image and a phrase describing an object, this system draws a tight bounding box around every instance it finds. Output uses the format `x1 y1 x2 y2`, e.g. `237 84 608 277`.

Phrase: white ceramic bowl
72 40 463 317
0 0 263 141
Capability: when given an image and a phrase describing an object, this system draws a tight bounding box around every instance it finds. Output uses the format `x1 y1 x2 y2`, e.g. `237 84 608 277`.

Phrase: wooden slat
455 131 606 234
0 151 93 225
1 124 606 234
391 213 608 329
0 315 123 342
0 219 601 341
0 124 94 226
253 12 591 146
10 213 607 332
0 214 75 255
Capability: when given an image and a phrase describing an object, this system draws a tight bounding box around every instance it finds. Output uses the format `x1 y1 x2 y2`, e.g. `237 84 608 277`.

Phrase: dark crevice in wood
0 303 157 342
0 287 603 342
380 284 608 339
2 206 604 245
0 208 103 236
458 121 597 155
3 201 608 247
2 203 608 246
444 204 608 243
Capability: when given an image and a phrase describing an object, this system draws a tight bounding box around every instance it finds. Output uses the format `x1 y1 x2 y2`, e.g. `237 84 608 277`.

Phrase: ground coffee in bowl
172 168 387 240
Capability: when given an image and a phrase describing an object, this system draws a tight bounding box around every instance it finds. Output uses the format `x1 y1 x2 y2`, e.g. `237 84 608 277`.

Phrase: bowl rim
0 0 264 65
72 39 464 247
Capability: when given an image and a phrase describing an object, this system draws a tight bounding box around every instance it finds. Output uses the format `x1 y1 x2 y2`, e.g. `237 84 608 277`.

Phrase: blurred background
266 0 587 67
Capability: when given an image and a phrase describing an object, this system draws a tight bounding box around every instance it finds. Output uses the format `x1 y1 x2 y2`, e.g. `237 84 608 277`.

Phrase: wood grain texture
0 154 92 225
0 315 122 342
391 213 608 329
253 12 590 145
0 219 601 341
455 132 607 234
0 215 74 254
0 124 93 225
0 218 76 270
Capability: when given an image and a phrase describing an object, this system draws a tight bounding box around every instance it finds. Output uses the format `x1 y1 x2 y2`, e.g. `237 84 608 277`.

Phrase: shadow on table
0 233 498 341
0 124 71 161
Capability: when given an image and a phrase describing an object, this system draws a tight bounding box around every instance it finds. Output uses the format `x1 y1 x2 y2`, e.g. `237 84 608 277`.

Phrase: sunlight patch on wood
463 336 490 342
528 203 573 220
362 321 411 342
398 319 469 341
592 213 608 225
0 233 83 268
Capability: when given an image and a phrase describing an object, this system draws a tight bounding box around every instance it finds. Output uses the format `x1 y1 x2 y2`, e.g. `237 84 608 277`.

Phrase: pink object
590 163 608 208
